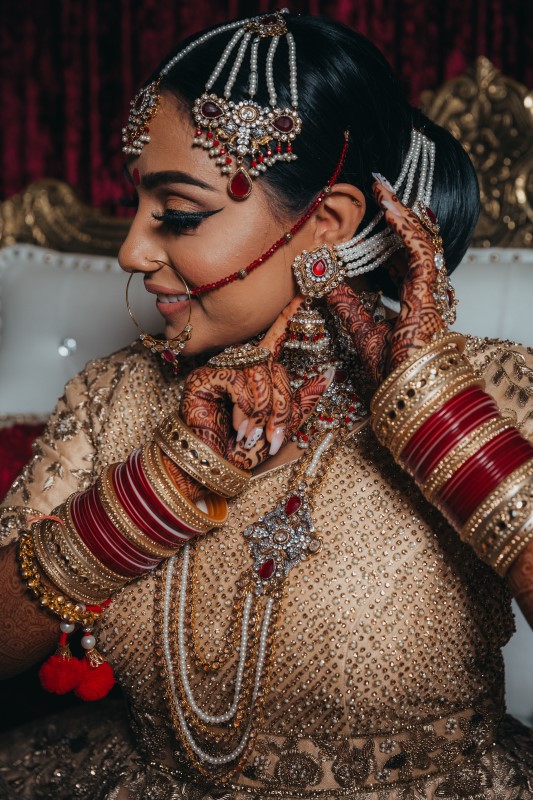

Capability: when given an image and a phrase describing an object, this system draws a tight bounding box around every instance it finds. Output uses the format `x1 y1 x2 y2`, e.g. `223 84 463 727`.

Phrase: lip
144 282 194 318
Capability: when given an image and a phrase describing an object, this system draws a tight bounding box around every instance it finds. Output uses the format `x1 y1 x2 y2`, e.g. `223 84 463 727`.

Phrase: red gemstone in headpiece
201 101 224 119
258 559 275 580
311 259 327 277
228 168 252 200
134 94 145 111
426 207 437 224
262 14 279 24
273 115 294 133
285 495 301 516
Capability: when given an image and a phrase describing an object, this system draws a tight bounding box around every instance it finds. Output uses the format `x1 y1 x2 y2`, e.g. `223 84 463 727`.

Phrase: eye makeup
151 208 223 234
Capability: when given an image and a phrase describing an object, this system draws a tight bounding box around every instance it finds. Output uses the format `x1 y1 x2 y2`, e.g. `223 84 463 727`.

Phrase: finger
288 367 334 437
261 294 306 360
241 363 274 448
327 284 390 381
372 180 434 279
266 362 292 454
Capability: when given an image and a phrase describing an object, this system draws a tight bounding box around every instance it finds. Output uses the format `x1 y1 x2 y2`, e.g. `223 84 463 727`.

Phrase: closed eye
152 208 222 234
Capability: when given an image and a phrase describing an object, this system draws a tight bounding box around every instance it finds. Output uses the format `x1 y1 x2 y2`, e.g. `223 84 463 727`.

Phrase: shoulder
463 334 533 438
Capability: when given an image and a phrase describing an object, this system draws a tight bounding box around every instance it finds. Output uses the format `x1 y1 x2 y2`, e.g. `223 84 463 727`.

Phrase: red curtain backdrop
1 0 532 211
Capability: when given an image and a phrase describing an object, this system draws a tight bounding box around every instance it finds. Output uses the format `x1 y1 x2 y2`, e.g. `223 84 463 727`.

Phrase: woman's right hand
179 295 332 475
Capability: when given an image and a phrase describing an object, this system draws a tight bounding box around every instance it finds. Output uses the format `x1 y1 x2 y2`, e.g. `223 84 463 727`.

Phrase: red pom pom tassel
39 644 84 695
74 649 115 701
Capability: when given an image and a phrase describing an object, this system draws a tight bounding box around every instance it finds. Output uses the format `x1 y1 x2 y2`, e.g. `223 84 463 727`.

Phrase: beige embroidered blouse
0 336 532 800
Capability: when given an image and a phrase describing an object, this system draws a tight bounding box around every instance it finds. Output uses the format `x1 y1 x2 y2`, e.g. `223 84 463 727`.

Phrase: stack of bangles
18 413 251 624
371 333 533 576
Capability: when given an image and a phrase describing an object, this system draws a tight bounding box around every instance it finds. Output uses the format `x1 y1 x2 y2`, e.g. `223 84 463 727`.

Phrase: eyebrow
140 170 217 192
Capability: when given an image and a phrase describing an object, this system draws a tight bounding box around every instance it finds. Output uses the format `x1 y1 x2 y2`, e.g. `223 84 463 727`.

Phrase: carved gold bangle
422 418 513 504
32 515 120 604
154 412 251 498
97 465 176 559
18 531 104 625
463 467 533 575
370 333 467 417
141 442 228 533
388 374 483 462
461 458 533 548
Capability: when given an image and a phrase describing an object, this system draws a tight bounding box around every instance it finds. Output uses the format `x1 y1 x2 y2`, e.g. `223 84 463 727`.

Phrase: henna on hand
328 180 445 384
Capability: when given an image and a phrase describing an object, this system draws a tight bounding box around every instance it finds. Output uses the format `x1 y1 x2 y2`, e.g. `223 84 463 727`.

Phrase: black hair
154 14 480 298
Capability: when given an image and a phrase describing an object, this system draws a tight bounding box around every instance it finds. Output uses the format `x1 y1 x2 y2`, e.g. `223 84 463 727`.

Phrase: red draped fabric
1 0 532 210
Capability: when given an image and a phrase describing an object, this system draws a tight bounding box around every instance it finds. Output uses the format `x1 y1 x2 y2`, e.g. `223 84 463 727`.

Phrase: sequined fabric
1 337 533 799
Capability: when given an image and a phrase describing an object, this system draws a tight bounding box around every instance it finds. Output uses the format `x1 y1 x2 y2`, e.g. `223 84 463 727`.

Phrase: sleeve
0 368 97 548
464 336 533 443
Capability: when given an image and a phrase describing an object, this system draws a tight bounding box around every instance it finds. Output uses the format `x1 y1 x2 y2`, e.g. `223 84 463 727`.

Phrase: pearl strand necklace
163 547 274 766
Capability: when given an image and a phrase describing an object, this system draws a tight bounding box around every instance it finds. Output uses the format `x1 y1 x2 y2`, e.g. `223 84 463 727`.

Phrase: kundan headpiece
122 9 301 200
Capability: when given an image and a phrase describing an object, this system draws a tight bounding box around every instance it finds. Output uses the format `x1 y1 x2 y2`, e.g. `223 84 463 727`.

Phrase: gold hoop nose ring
125 271 193 371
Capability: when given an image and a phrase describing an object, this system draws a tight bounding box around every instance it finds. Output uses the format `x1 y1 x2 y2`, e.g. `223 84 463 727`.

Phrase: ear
311 183 366 247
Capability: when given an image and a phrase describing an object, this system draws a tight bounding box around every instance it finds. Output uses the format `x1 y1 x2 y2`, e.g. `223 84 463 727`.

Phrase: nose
118 209 167 276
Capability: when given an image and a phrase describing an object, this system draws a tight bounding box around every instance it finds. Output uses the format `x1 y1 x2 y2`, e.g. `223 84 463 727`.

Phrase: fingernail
244 427 263 450
382 200 403 217
372 172 395 192
269 426 285 456
324 366 336 387
236 418 249 442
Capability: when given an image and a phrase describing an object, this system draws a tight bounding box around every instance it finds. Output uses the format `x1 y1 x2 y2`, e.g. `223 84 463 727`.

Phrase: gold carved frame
1 57 532 255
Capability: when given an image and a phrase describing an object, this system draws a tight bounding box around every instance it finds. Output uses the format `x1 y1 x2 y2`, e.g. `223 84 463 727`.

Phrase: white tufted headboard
0 244 160 417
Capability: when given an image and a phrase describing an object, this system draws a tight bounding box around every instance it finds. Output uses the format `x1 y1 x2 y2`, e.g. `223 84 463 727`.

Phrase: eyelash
151 209 212 234
119 197 217 235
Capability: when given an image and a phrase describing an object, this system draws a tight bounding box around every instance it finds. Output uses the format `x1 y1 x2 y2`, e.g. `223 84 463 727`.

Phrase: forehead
134 93 224 188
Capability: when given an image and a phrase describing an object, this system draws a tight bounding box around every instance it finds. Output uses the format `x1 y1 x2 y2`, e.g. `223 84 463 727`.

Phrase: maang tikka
123 10 302 201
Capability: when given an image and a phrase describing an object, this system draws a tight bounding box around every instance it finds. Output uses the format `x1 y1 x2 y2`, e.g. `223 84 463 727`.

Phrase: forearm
0 542 57 679
371 334 533 617
508 541 533 628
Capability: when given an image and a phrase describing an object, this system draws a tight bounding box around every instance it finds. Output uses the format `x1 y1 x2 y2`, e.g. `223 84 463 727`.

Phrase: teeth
157 293 188 303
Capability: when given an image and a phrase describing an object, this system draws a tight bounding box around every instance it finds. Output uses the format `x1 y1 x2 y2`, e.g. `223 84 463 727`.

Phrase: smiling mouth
156 293 189 304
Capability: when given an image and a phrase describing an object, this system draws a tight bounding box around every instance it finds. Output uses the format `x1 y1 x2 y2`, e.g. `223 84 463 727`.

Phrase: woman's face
119 93 314 357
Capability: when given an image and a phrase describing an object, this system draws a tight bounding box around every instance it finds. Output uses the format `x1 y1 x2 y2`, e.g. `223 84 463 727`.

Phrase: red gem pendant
285 495 301 516
258 559 275 580
273 115 294 133
311 259 327 277
426 206 437 224
228 168 253 200
201 101 224 119
162 350 175 362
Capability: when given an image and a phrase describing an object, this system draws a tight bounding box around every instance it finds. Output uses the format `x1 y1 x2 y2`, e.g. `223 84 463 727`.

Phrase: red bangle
410 394 500 482
91 486 159 570
114 460 192 547
401 386 498 477
72 491 143 577
438 428 533 525
130 449 204 536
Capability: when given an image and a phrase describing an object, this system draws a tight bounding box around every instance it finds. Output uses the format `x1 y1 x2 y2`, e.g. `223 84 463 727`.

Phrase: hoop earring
125 270 192 373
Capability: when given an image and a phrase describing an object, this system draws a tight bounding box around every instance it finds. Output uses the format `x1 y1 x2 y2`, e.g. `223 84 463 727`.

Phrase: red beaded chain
191 132 351 297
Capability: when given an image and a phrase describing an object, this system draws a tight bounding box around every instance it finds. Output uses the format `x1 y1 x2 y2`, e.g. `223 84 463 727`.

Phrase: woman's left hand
327 179 446 384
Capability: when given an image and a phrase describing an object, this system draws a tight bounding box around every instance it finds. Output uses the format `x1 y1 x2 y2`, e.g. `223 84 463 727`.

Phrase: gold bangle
141 442 228 533
370 333 467 416
97 465 176 559
33 515 121 604
18 531 104 625
462 458 533 547
422 418 512 503
371 349 479 452
154 413 251 498
465 469 533 574
388 374 483 462
61 495 127 590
